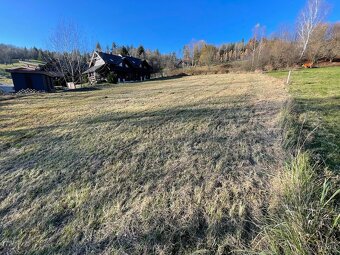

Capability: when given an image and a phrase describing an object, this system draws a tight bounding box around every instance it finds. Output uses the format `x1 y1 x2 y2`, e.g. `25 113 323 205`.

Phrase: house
84 51 152 84
125 56 152 81
6 62 63 92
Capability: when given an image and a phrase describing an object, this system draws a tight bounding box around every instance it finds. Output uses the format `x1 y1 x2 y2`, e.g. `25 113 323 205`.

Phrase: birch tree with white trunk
251 23 265 70
297 0 329 60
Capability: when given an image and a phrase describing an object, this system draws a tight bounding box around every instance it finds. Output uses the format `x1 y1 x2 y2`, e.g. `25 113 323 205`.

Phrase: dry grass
162 65 231 77
0 74 287 254
255 151 339 255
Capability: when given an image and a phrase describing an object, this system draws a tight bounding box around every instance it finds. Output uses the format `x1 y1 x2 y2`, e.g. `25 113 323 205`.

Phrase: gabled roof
88 51 152 72
124 56 143 68
97 52 125 65
125 56 151 69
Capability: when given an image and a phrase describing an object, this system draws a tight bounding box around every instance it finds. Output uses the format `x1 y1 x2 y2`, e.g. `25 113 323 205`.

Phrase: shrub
82 74 89 84
107 72 118 84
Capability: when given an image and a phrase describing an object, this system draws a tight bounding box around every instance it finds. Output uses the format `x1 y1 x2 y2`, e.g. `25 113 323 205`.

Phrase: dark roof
97 52 124 65
125 56 151 69
97 52 151 69
6 67 63 77
125 56 143 68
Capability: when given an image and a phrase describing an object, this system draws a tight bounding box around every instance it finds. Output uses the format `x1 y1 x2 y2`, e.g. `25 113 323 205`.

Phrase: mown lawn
269 67 340 171
0 74 287 254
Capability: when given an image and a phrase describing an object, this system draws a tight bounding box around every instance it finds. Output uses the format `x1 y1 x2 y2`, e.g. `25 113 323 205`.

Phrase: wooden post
286 70 292 85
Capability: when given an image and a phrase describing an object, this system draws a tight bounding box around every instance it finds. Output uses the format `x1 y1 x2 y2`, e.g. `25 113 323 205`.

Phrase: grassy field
1 69 339 254
0 74 287 254
269 67 340 171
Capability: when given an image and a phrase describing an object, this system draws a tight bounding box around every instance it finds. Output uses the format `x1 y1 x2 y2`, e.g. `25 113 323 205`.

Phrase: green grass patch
258 67 340 254
268 67 340 171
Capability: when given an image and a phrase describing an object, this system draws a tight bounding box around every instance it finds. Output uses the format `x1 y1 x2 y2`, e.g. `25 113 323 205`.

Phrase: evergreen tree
111 42 117 54
96 42 102 52
137 45 145 58
32 47 39 60
37 50 43 61
23 47 28 60
119 46 129 56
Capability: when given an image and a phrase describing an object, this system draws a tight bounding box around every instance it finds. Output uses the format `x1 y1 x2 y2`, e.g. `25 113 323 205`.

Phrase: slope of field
0 74 287 254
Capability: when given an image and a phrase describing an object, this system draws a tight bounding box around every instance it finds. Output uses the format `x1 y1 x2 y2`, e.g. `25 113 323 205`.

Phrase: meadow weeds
256 151 339 254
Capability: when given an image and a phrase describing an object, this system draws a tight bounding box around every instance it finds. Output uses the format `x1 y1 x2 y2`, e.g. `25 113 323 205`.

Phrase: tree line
1 0 338 82
182 24 339 71
182 0 339 70
0 44 47 64
0 41 178 83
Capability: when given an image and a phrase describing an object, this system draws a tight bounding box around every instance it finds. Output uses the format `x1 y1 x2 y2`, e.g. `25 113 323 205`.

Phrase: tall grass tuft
254 101 340 254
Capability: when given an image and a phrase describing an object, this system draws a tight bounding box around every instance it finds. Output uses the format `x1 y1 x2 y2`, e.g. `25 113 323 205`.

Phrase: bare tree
307 23 329 62
297 0 329 60
48 21 89 84
182 45 192 66
182 40 206 66
324 22 340 62
251 23 265 70
193 40 206 66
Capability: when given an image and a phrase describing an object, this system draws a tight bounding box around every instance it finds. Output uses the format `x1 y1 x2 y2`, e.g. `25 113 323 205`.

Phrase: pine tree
119 46 129 56
137 45 145 58
96 42 102 52
37 50 43 61
111 42 117 54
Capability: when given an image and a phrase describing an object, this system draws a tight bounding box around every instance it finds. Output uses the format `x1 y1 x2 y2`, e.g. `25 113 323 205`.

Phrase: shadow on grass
0 97 283 254
61 87 102 93
293 96 340 171
295 96 340 112
148 73 189 82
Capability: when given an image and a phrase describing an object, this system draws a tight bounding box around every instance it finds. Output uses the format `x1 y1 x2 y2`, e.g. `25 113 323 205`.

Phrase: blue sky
0 0 339 54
